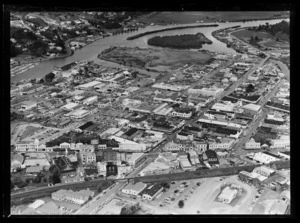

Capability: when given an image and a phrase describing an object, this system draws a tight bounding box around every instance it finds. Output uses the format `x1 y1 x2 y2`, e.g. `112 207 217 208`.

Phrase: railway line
11 160 289 205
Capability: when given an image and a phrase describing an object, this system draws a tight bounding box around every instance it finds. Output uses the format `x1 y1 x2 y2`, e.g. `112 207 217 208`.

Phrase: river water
11 18 289 83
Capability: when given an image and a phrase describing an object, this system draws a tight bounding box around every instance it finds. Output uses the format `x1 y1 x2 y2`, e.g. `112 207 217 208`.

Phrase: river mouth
11 18 289 83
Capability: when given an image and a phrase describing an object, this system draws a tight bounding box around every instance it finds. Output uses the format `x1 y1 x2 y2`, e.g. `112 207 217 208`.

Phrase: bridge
11 160 289 205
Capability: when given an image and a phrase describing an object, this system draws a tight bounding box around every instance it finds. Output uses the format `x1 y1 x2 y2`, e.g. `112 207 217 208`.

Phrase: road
230 78 285 157
75 156 154 214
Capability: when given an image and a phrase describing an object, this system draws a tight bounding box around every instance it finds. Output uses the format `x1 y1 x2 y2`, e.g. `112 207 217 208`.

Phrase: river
11 18 289 83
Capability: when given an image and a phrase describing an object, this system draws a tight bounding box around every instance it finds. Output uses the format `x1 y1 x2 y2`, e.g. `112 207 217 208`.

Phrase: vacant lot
99 47 212 70
137 12 289 25
20 126 43 140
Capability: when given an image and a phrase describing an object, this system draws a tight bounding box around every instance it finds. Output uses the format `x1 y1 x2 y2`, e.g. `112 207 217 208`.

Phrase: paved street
75 156 154 214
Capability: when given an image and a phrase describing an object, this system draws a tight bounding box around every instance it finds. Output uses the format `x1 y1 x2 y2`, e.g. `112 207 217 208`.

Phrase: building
217 186 238 204
19 101 37 111
252 152 280 164
178 154 193 171
83 96 98 105
270 139 290 149
126 153 146 168
171 107 194 119
152 82 187 91
70 109 90 119
25 166 44 174
109 136 147 152
28 200 45 210
76 80 101 90
121 182 147 197
52 189 94 205
80 152 96 164
139 162 171 176
142 184 164 201
253 166 276 177
177 132 194 141
212 102 235 112
208 138 235 150
61 102 80 111
245 138 261 150
204 150 219 165
242 103 261 115
97 162 106 176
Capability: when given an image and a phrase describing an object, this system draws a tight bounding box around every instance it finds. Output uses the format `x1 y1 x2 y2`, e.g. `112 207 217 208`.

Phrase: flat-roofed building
121 182 147 197
83 96 98 105
70 109 90 119
19 101 37 111
142 184 164 201
61 102 80 111
139 162 171 176
76 80 101 90
217 186 238 204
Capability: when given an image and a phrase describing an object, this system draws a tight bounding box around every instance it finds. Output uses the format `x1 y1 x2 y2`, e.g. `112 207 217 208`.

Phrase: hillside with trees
147 32 212 49
248 20 289 42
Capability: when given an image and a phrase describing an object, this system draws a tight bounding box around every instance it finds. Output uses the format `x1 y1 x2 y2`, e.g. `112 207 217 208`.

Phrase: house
126 153 146 168
121 182 147 197
142 184 164 201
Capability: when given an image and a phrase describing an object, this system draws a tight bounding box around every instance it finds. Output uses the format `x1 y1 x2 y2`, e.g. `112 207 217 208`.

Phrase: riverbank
136 11 289 26
127 24 218 40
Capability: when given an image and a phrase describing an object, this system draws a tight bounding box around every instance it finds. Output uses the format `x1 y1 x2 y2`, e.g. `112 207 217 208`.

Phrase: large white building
245 138 261 150
270 139 290 149
82 96 98 105
152 82 188 91
212 102 235 112
19 101 37 111
70 109 90 119
138 162 171 176
188 86 224 97
76 80 101 90
121 182 147 197
208 138 235 150
217 187 238 204
252 152 280 164
109 136 147 152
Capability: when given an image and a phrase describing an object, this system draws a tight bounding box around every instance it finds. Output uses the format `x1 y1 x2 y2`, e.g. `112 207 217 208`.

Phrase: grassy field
137 11 289 25
99 47 212 70
19 126 42 140
232 29 289 49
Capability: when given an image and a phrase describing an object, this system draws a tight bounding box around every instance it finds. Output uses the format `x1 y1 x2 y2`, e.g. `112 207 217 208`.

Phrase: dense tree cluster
249 20 290 36
147 33 212 49
120 203 141 215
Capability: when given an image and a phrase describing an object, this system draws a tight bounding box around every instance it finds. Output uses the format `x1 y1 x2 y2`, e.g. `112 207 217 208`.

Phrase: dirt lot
137 12 289 25
99 47 212 70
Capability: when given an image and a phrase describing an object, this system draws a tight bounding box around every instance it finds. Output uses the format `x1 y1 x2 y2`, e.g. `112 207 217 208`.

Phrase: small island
147 33 213 49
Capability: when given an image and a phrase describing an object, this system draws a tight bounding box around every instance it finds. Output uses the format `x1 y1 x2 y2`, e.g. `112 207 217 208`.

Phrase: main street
230 78 285 158
75 156 154 214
